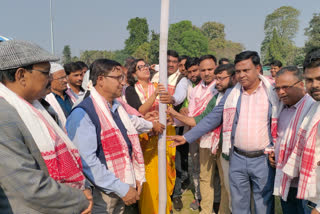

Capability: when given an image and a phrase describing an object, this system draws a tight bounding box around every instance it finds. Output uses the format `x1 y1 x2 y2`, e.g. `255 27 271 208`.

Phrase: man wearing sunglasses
270 66 314 214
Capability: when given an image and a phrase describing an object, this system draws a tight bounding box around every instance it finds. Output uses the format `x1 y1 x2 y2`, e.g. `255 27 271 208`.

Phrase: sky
1 0 319 58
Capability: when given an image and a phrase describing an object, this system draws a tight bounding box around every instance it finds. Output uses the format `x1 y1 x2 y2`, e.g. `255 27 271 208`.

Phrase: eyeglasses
216 75 231 82
52 75 67 81
273 80 301 92
137 64 150 70
105 75 125 82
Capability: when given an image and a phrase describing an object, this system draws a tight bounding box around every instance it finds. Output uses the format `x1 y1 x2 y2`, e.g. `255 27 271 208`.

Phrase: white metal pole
158 0 170 213
50 0 55 54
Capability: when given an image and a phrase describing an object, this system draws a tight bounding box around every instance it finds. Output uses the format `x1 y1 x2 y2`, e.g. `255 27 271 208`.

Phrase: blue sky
1 0 318 58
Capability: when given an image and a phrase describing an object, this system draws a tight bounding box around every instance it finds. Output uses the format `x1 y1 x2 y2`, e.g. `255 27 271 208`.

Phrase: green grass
172 190 283 214
173 190 199 214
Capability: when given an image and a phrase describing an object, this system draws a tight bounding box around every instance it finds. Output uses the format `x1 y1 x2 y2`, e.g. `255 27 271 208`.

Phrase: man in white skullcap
45 62 76 127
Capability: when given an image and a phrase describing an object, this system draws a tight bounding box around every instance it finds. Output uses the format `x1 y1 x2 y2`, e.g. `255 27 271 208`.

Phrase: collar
200 80 215 88
52 91 68 98
284 93 307 109
242 80 263 95
106 99 120 113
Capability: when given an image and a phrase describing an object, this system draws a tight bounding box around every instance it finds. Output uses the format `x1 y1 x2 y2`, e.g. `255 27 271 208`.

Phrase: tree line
62 6 320 67
62 18 244 65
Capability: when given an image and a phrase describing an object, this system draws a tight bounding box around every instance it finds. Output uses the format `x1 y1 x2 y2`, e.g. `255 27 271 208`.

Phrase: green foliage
305 13 320 53
292 47 305 66
261 6 300 64
209 39 244 61
201 21 225 40
149 31 160 64
79 50 115 65
62 45 72 64
112 50 130 65
168 20 193 51
264 6 300 40
75 18 246 67
179 30 208 57
124 17 149 55
264 29 286 64
133 42 151 62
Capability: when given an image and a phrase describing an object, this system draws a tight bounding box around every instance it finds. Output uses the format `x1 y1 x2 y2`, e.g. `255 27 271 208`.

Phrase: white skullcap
50 62 64 74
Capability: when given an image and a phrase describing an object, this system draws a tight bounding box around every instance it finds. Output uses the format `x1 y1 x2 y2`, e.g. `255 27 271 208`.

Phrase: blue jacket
184 87 274 151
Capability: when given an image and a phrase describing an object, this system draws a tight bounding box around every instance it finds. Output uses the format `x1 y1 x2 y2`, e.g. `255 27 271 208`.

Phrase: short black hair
0 64 33 83
234 51 261 66
270 60 282 68
90 59 122 86
276 66 303 81
185 57 200 70
75 61 88 70
199 55 217 65
179 55 189 62
167 50 179 59
214 64 235 76
303 49 320 72
218 58 230 65
64 62 82 75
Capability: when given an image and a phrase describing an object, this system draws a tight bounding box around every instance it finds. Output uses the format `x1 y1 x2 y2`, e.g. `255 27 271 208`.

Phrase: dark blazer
0 98 89 214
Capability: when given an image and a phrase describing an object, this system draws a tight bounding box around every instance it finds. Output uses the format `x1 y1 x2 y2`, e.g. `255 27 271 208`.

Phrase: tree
168 20 193 52
179 30 208 57
264 29 286 64
62 45 72 64
149 31 160 64
264 6 300 40
80 50 115 65
261 6 300 64
124 17 149 55
201 22 225 40
305 13 320 53
133 42 151 62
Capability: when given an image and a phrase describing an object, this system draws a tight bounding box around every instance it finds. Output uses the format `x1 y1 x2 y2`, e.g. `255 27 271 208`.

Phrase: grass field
172 189 283 214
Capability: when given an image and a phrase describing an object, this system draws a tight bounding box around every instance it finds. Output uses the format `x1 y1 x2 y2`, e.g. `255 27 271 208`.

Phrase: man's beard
192 76 201 85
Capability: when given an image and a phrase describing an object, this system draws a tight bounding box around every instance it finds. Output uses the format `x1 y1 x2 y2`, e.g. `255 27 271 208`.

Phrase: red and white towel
90 87 145 187
135 81 159 111
273 94 315 200
282 102 320 199
188 80 220 153
0 83 85 190
222 75 281 156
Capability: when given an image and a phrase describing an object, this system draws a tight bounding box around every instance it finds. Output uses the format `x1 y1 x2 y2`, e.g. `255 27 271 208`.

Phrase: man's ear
15 68 27 87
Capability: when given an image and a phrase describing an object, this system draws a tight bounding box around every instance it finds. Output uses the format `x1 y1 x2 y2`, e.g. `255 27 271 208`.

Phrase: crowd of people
0 39 320 214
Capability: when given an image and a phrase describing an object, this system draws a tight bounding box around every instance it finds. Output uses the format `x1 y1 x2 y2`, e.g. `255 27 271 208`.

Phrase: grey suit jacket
0 98 89 214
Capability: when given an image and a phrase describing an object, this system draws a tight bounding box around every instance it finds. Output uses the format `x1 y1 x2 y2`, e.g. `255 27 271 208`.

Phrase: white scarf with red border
0 83 85 190
188 80 220 152
90 87 145 187
222 75 280 156
135 81 158 111
273 94 315 200
45 88 76 128
151 70 180 96
282 101 320 199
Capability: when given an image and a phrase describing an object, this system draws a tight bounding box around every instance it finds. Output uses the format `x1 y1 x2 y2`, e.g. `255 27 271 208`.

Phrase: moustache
310 88 320 93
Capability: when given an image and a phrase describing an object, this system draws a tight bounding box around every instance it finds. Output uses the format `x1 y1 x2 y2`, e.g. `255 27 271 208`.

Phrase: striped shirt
234 82 270 151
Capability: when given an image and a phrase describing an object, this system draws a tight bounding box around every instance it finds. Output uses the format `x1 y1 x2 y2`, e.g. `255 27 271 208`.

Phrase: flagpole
158 0 170 213
50 0 55 54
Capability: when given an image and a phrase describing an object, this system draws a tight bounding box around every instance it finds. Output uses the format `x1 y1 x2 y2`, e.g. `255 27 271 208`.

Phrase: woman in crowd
125 59 176 214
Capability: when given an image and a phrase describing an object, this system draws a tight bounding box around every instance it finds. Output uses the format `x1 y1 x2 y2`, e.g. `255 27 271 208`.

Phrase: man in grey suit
0 40 92 214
